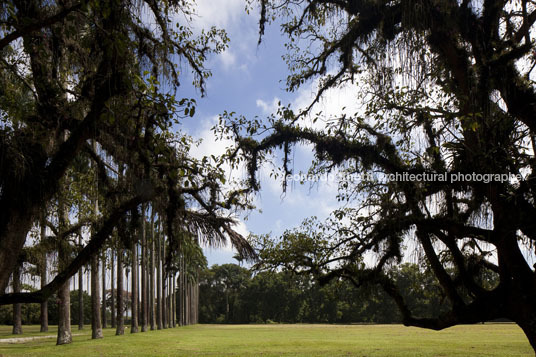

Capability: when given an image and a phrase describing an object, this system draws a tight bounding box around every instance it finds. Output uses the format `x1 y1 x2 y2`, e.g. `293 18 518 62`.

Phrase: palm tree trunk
116 248 124 335
179 264 184 326
191 281 195 325
40 262 48 332
131 239 138 333
156 224 162 330
172 274 176 327
12 264 22 335
182 261 186 326
39 213 48 332
150 209 156 330
191 281 194 325
162 237 167 329
194 277 198 324
196 272 199 324
187 280 190 325
78 236 84 330
192 281 195 325
125 267 129 326
168 275 172 328
162 275 167 329
102 251 107 329
111 249 115 328
171 275 175 327
91 254 103 339
141 205 147 332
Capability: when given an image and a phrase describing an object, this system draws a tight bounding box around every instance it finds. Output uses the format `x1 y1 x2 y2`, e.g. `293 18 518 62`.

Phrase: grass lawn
0 323 532 356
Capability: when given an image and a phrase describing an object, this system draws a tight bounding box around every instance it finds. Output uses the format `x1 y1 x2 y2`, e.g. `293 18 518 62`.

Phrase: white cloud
193 0 245 29
256 97 280 114
189 115 232 159
191 0 258 72
233 219 250 238
219 48 237 70
292 76 363 131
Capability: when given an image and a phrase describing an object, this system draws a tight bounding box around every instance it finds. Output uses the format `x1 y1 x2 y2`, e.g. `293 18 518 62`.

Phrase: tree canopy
0 0 254 305
220 0 536 350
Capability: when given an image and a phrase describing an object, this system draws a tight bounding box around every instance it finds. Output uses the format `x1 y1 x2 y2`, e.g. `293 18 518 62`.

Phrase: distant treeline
199 263 497 324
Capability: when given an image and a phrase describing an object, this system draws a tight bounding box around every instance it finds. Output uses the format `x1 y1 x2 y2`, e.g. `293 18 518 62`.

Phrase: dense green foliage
198 263 458 324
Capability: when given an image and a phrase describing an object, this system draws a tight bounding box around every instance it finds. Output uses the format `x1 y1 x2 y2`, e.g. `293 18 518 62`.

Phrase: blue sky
174 1 536 271
175 0 358 266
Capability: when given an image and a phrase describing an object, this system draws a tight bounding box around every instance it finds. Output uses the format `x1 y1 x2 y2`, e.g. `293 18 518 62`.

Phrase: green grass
0 323 532 356
0 325 57 340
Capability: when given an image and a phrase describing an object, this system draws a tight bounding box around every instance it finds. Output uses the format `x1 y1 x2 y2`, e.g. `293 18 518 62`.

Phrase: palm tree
130 233 139 333
12 263 22 335
102 251 107 329
39 218 48 333
141 205 148 332
91 254 103 339
78 234 84 331
150 210 156 330
115 246 125 335
111 249 116 329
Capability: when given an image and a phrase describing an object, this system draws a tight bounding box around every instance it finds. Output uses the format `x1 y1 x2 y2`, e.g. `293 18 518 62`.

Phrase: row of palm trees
10 205 201 344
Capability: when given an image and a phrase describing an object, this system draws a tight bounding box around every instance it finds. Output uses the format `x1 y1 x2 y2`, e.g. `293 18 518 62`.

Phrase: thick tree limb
0 3 82 51
0 194 151 305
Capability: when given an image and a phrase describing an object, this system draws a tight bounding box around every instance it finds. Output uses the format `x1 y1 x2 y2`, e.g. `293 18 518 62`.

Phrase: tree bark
131 239 138 333
170 275 174 328
156 224 162 330
179 265 183 326
57 186 72 345
125 268 129 326
0 211 35 294
149 211 156 330
195 275 199 324
140 205 147 332
191 281 192 325
115 248 124 335
102 251 107 329
12 264 22 335
78 236 84 330
40 266 48 332
162 236 167 329
56 271 72 344
39 213 48 332
517 316 536 354
150 210 156 330
91 254 103 339
167 277 171 328
111 249 115 328
172 274 176 327
183 261 187 326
